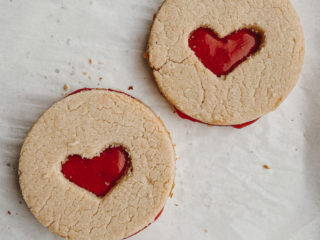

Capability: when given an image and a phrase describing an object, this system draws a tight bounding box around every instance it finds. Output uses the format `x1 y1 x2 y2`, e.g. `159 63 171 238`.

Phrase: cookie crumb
98 61 103 64
99 77 103 81
204 229 208 233
89 59 93 64
174 203 179 207
7 211 11 215
128 86 134 90
44 75 48 79
63 84 69 91
83 72 87 75
263 165 270 170
295 148 298 152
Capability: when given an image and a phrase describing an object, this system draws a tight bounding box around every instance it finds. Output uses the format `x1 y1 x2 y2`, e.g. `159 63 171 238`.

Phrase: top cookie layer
147 0 305 125
19 90 176 240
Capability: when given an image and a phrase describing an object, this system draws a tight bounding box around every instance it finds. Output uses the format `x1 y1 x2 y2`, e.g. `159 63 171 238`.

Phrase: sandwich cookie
19 88 176 240
147 0 305 126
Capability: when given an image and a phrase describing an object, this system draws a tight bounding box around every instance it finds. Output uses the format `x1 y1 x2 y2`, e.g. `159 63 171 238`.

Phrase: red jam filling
175 108 258 129
124 208 164 239
189 28 261 77
62 146 130 197
68 88 94 96
68 87 133 98
232 119 259 129
175 109 206 124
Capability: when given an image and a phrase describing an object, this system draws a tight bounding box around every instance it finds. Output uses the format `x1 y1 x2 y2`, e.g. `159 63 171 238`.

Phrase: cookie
19 89 176 240
147 0 305 125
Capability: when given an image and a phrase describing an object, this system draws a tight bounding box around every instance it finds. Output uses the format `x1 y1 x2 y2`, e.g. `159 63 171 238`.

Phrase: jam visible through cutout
175 108 259 129
62 146 130 197
189 27 261 77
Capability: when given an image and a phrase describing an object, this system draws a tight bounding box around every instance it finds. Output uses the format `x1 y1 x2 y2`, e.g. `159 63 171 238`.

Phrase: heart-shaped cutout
189 27 262 77
61 146 130 197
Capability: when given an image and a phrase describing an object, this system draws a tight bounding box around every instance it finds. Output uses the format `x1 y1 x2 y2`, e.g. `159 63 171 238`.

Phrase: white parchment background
0 0 319 239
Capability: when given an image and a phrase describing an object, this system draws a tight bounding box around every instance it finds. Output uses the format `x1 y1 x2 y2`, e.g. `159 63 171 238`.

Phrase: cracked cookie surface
147 0 305 125
19 90 176 240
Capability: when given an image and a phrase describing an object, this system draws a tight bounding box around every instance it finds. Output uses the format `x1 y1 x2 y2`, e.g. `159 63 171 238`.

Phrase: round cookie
147 0 305 125
19 89 176 240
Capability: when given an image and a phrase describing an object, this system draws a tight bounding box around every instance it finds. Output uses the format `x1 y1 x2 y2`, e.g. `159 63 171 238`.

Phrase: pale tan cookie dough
147 0 305 125
19 90 176 240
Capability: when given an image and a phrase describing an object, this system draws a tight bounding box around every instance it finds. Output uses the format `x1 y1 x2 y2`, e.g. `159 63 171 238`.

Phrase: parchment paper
0 0 319 239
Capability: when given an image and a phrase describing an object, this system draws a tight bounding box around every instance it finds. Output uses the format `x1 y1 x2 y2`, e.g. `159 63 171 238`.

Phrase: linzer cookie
19 89 176 240
147 0 305 126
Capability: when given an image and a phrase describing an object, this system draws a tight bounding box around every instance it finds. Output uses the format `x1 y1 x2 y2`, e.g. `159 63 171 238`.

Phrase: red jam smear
189 28 261 77
175 108 258 129
61 146 130 197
